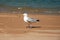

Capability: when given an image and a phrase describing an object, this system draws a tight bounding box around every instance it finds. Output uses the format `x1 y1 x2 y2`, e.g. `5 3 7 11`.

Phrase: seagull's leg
29 22 32 28
26 22 30 28
27 22 31 28
30 24 32 28
28 22 30 28
26 22 32 28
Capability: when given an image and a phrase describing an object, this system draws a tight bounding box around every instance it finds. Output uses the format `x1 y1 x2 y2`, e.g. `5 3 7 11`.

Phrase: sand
0 13 60 40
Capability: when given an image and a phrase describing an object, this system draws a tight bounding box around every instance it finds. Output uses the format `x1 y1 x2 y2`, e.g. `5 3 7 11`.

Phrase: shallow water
0 0 60 9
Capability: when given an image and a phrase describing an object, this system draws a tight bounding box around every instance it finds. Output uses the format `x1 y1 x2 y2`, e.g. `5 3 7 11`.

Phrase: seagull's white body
23 14 28 22
23 13 39 22
23 13 39 28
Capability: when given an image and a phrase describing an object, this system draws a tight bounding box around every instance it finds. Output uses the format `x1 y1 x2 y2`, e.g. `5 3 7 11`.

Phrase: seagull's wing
27 17 39 22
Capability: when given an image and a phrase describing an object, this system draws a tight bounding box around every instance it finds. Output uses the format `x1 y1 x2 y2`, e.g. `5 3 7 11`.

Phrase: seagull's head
23 13 28 16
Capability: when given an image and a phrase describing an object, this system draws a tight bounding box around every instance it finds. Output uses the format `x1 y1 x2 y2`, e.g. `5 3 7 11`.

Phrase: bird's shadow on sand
26 26 41 28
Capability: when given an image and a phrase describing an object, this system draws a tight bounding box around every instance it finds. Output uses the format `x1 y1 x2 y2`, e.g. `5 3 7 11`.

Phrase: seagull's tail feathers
36 20 40 22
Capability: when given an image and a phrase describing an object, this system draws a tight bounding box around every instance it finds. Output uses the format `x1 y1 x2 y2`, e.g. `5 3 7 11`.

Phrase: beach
0 0 60 40
0 13 60 40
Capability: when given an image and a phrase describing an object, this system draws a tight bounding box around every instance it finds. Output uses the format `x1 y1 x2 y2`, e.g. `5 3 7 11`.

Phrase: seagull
23 13 39 28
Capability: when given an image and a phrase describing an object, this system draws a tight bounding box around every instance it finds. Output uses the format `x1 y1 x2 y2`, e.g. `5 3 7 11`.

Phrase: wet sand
0 13 60 40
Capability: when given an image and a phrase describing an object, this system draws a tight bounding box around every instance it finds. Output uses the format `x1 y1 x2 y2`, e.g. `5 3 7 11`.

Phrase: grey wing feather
27 17 37 22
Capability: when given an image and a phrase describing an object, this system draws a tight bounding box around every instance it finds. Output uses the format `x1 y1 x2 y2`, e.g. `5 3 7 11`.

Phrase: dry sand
0 13 60 40
0 32 60 40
